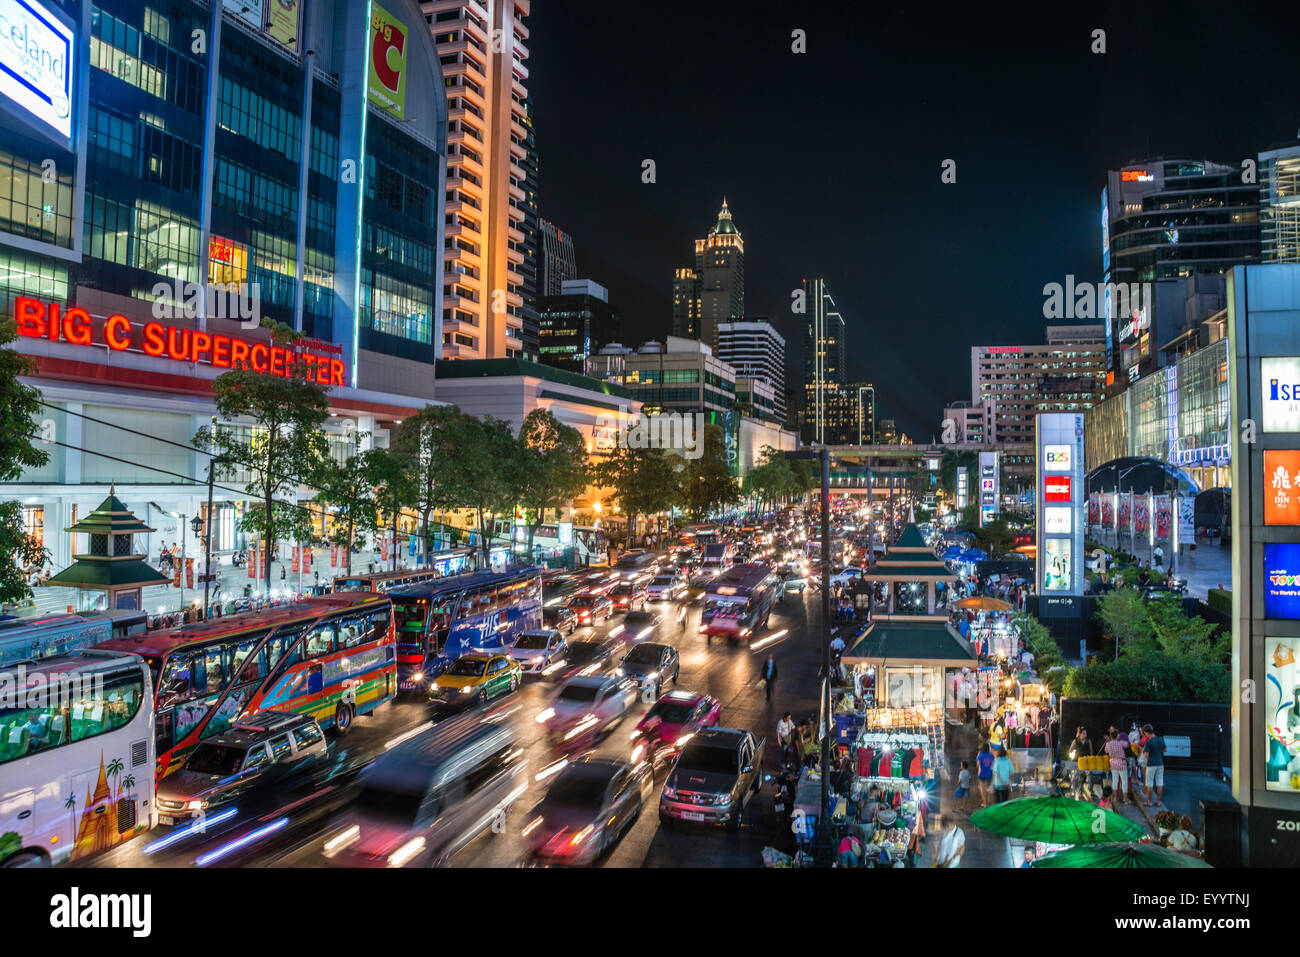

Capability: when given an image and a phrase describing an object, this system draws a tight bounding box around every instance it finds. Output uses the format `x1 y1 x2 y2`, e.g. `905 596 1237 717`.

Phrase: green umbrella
1031 842 1211 869
970 795 1146 844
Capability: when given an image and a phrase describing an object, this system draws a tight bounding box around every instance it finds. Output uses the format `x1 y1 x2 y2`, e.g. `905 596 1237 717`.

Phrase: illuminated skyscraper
672 199 744 345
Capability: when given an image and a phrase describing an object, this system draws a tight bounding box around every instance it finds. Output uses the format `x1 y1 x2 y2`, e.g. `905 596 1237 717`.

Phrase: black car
524 757 653 865
622 608 662 633
543 604 578 635
552 636 626 682
615 642 680 697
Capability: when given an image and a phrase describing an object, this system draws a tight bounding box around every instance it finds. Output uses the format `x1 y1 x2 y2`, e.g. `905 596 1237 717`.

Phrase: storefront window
21 507 43 548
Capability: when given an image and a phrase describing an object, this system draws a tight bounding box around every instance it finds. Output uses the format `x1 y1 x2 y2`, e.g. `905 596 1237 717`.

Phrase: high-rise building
802 278 851 444
1260 142 1300 264
716 319 786 422
428 0 532 360
853 383 876 445
516 95 541 359
1101 159 1260 390
623 337 736 416
971 326 1106 447
540 218 576 296
537 280 621 374
673 199 743 345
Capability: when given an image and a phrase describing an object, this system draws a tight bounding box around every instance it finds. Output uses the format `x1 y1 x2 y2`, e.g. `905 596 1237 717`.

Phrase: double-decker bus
700 564 780 640
94 592 396 778
388 567 543 692
0 650 155 866
0 610 149 668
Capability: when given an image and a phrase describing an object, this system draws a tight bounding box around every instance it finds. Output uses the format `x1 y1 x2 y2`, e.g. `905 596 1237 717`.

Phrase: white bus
492 520 609 565
0 651 155 867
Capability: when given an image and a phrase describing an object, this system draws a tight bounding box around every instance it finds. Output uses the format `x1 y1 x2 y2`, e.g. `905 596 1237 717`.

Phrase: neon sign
14 296 345 385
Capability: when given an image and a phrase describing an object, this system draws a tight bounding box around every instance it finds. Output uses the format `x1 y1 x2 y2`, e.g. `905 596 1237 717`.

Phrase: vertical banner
291 545 301 574
248 545 257 579
1088 492 1100 526
1119 491 1132 530
261 548 268 580
330 545 338 568
1101 494 1114 527
368 3 408 120
185 558 194 589
174 557 182 588
266 0 300 51
1134 497 1150 535
1155 494 1172 541
304 545 312 569
1177 495 1195 542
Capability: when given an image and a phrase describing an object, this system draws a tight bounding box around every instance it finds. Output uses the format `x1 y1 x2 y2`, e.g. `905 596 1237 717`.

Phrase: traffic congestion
1 507 905 869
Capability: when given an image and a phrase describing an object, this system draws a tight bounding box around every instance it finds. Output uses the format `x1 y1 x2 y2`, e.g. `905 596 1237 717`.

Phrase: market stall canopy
955 596 1013 612
960 548 988 560
1030 842 1210 869
843 620 976 669
970 795 1145 845
941 546 965 560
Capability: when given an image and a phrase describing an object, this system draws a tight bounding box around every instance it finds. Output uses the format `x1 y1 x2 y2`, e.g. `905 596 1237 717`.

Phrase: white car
829 566 869 587
537 675 639 739
510 629 568 676
646 571 686 601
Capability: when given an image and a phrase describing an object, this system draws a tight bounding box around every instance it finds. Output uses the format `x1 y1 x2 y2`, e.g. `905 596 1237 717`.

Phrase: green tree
390 405 472 563
0 320 50 603
313 438 392 576
195 322 330 596
679 424 740 521
938 448 977 502
972 518 1016 558
591 444 678 548
515 409 588 561
372 447 415 573
1095 588 1155 661
456 416 518 566
1010 611 1071 694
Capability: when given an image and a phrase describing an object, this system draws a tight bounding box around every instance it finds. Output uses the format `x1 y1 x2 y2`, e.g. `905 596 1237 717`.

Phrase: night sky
527 1 1297 438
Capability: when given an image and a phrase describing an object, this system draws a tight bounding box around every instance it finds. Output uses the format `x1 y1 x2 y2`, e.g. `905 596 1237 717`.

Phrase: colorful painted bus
700 563 780 640
0 650 155 866
0 610 149 668
388 567 543 693
94 593 396 779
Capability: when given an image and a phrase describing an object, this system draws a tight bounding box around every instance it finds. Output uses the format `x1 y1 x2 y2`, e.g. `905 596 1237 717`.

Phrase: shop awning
844 620 976 668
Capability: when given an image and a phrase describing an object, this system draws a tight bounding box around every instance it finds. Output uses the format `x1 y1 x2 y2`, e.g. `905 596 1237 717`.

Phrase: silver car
510 628 569 676
536 675 638 743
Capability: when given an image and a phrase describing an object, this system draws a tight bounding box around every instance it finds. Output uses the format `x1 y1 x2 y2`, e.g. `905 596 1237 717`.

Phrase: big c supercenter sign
0 0 74 142
367 2 407 121
14 296 346 385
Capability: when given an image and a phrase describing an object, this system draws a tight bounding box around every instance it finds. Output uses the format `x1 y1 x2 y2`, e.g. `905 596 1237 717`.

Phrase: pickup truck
658 727 765 832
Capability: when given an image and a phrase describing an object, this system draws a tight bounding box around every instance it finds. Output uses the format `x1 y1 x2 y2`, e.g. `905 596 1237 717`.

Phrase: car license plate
157 814 176 827
682 811 707 822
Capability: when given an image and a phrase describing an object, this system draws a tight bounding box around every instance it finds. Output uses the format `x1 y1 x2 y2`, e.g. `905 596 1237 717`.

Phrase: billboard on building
266 0 300 50
0 0 75 144
978 451 999 527
1264 450 1300 525
1036 413 1084 598
368 3 408 120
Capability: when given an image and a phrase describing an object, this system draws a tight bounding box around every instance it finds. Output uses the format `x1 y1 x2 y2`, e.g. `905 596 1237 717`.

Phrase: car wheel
672 666 679 685
658 810 673 830
1 850 48 868
332 701 355 736
726 804 742 832
508 675 519 693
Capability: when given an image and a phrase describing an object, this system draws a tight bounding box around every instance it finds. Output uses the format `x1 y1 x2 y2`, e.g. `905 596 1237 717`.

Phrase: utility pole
202 456 221 620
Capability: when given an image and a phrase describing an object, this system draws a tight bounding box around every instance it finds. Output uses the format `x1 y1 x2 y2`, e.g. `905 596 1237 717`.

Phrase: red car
609 581 647 612
566 592 613 626
630 690 721 766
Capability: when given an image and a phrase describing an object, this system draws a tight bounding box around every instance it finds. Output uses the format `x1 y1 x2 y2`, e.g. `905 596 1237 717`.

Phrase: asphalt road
85 577 826 869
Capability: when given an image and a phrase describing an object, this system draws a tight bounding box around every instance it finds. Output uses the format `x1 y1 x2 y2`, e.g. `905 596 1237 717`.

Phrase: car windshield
678 744 738 774
186 743 251 775
624 612 653 623
568 597 594 608
545 772 611 808
356 785 424 825
625 645 662 664
514 634 550 650
558 683 600 702
446 658 487 677
647 700 694 724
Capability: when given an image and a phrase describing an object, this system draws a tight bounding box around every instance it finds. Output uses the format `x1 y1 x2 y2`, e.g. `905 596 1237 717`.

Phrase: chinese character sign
1264 450 1300 525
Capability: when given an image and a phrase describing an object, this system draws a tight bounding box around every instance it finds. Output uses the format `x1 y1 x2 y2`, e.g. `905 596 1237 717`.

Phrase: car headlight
188 800 204 810
408 672 424 682
460 685 474 695
644 671 659 682
663 785 678 799
614 667 624 676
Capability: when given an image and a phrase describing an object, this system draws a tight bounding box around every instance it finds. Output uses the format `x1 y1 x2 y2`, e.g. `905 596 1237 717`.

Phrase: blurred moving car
630 690 721 766
621 608 662 638
609 580 648 612
542 603 578 635
647 571 686 601
536 675 638 747
322 715 527 867
659 727 765 832
428 653 522 708
510 628 569 676
155 712 328 824
567 592 614 626
523 757 653 865
548 636 625 681
614 641 680 698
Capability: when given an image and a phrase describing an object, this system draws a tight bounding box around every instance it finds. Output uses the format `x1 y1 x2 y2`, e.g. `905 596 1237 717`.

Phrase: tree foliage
312 437 392 576
590 444 678 547
515 409 588 559
679 424 739 521
0 320 49 603
390 405 475 558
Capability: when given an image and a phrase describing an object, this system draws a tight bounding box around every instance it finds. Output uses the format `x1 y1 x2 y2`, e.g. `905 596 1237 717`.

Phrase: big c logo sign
367 2 407 120
1043 445 1072 471
1262 357 1300 433
1043 476 1072 503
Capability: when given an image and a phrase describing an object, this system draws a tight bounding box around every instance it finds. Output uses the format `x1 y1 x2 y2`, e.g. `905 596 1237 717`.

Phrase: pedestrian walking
992 747 1014 804
976 742 994 807
762 654 778 703
1141 723 1167 807
777 712 795 766
954 760 972 814
1103 727 1129 803
932 814 966 868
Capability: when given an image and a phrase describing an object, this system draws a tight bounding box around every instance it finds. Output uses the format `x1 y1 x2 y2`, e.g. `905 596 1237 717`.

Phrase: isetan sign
14 296 345 385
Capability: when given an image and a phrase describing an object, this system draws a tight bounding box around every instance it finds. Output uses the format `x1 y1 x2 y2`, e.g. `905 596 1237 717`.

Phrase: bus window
304 623 337 658
395 600 429 642
264 624 308 676
230 632 269 680
368 608 391 642
338 616 365 650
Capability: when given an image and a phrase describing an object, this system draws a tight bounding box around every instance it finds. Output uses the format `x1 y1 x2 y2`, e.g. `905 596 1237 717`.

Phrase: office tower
673 199 744 345
516 95 541 358
428 0 532 359
802 278 850 444
540 219 577 296
717 318 786 422
623 337 737 416
1101 159 1260 389
537 280 621 373
854 383 875 445
1260 143 1300 264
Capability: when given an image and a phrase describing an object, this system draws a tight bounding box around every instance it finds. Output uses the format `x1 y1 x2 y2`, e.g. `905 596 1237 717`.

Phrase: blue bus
388 567 543 692
0 610 148 667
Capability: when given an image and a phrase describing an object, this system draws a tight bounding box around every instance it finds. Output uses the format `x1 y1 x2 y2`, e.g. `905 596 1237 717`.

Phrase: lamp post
201 455 227 620
788 446 832 866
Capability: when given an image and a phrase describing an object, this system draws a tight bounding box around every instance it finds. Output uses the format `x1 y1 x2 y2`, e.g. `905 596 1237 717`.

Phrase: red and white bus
94 592 396 779
700 564 780 640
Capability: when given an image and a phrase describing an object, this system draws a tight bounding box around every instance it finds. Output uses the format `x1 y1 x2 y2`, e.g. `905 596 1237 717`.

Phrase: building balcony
444 81 487 112
508 182 525 202
509 139 527 162
446 243 483 268
441 340 482 361
506 224 525 244
448 151 485 179
443 293 482 314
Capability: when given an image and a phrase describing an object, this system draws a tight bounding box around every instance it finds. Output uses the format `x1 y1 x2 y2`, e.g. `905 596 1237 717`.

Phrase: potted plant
1154 809 1181 838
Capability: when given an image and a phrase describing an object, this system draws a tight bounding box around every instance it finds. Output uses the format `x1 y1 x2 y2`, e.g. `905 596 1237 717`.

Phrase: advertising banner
173 556 182 588
1119 491 1132 528
1264 544 1300 619
368 3 408 120
1043 539 1072 591
0 0 75 143
1261 357 1300 433
1264 636 1300 793
1043 444 1072 472
1101 494 1114 527
1044 507 1072 535
248 546 257 579
1264 449 1300 525
1134 497 1150 536
223 0 264 27
1177 495 1195 542
330 545 338 567
185 558 194 589
1088 492 1100 526
291 546 300 574
1043 475 1071 503
1035 413 1085 602
266 0 299 50
1155 494 1172 540
303 545 311 568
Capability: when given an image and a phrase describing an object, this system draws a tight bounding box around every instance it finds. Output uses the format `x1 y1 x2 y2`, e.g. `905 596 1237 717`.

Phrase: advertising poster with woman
1088 492 1100 526
1134 497 1151 535
1101 494 1114 526
1265 637 1300 793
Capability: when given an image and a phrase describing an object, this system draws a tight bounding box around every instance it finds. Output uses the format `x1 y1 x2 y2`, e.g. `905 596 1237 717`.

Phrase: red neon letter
64 307 93 346
166 327 190 361
142 322 166 356
212 335 231 368
230 339 250 369
190 331 212 363
104 314 131 351
250 343 269 372
269 346 285 377
14 297 46 338
331 359 345 386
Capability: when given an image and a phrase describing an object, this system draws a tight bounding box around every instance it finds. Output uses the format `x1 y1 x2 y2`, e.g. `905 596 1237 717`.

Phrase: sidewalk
1092 527 1231 599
